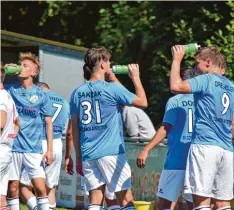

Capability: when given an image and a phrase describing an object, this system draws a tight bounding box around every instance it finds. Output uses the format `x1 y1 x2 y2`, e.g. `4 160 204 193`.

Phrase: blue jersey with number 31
42 91 70 139
188 73 234 151
70 80 136 161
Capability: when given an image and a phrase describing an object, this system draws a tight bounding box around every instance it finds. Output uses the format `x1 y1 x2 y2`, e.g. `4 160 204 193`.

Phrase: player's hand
76 158 84 176
128 64 140 79
172 45 185 62
64 156 74 175
137 149 148 169
44 150 53 166
105 71 119 83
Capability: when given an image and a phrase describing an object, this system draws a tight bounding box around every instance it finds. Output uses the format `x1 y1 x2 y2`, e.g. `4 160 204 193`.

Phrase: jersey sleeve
41 92 52 117
69 89 79 115
109 82 136 106
187 74 209 94
162 97 178 126
0 91 8 112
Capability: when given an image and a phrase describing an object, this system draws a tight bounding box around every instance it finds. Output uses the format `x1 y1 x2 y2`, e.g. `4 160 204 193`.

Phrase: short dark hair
1 62 6 82
83 46 111 80
35 82 50 89
180 67 200 80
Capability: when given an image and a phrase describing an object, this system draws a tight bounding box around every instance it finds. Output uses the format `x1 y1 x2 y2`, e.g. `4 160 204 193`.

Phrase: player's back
70 80 135 161
163 94 195 170
43 91 70 139
191 73 234 151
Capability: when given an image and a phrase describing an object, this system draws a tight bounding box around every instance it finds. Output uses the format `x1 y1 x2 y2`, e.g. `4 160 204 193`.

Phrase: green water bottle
3 65 22 75
171 43 201 56
111 65 129 74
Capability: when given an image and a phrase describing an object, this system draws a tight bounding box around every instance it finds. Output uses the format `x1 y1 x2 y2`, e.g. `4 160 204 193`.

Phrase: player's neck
0 83 4 89
209 66 223 75
20 77 34 89
89 72 104 81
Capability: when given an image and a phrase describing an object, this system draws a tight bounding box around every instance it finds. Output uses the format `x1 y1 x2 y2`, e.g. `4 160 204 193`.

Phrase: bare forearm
71 115 82 160
170 60 182 91
0 110 7 129
65 134 73 159
46 120 53 152
132 77 147 107
14 118 20 137
143 126 168 152
72 128 81 159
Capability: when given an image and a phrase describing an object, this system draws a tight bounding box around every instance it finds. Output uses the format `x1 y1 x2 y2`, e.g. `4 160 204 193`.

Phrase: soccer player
64 119 121 210
6 53 53 210
69 46 147 210
137 67 199 210
170 45 233 210
19 82 70 210
0 64 20 210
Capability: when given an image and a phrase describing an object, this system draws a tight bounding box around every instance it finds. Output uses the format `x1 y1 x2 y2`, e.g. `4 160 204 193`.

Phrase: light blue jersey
8 84 51 153
42 91 70 140
188 73 234 152
163 94 195 170
70 80 136 161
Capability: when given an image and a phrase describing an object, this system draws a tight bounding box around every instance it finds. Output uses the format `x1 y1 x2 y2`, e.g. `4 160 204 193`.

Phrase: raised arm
170 45 191 94
128 64 148 108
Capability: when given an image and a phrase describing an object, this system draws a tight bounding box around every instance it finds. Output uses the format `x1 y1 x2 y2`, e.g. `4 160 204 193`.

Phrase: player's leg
24 153 48 210
0 147 12 209
97 154 135 210
83 159 106 210
43 139 63 210
7 152 23 210
19 168 37 210
183 194 193 210
184 144 222 210
212 149 233 210
20 184 37 210
157 170 186 210
105 187 120 210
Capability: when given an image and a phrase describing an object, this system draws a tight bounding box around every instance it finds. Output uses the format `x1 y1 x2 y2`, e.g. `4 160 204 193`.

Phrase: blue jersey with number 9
188 73 234 151
42 91 70 139
70 80 136 161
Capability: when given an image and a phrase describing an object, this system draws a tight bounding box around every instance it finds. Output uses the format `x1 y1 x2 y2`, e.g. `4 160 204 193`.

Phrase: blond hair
195 47 226 70
19 52 41 75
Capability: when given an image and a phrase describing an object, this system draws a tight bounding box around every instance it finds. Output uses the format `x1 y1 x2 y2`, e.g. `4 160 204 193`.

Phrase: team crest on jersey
29 95 39 104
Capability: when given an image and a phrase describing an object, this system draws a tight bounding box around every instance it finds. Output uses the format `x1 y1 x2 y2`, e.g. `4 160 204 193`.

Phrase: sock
49 203 56 210
37 197 49 210
216 207 231 210
88 204 103 210
7 198 20 210
108 205 121 210
195 205 211 210
27 197 37 210
121 205 135 210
